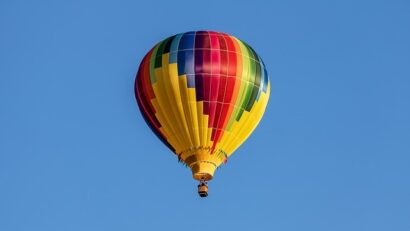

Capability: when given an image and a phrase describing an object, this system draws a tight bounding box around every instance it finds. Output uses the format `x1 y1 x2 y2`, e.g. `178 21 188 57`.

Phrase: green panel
238 48 256 116
154 38 169 68
227 39 251 127
149 44 159 84
245 46 262 111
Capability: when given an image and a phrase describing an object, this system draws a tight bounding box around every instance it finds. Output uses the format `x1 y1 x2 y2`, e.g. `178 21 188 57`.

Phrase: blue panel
187 74 196 88
256 59 265 100
263 67 269 92
179 32 195 50
177 32 195 76
177 50 194 76
184 50 194 75
177 50 186 75
256 57 269 99
262 63 269 92
169 33 183 63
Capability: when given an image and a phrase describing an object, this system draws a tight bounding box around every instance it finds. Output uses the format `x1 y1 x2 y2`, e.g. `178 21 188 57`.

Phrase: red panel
225 35 238 76
141 50 156 100
202 74 210 114
210 35 238 151
206 32 221 129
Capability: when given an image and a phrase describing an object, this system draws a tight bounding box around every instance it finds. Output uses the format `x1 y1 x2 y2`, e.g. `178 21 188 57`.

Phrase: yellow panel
187 89 200 147
165 62 192 145
196 102 207 147
151 98 183 153
225 84 270 154
153 69 190 152
160 55 193 149
177 76 197 149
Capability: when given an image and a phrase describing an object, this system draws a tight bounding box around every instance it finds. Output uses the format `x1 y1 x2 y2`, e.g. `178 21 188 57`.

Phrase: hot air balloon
135 31 270 197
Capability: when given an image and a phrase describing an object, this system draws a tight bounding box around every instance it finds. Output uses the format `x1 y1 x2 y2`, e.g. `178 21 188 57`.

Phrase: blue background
1 0 409 230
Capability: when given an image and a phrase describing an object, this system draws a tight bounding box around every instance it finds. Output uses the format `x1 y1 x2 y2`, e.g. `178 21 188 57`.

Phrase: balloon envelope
135 31 270 181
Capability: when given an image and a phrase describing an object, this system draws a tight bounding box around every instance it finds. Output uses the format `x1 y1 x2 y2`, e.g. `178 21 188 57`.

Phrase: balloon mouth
190 161 217 181
193 172 213 181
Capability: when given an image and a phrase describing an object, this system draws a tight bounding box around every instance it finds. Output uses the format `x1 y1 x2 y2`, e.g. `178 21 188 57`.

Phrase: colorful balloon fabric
135 31 270 181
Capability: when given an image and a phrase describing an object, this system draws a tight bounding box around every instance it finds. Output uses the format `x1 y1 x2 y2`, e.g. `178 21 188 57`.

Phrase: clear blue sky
1 0 409 230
